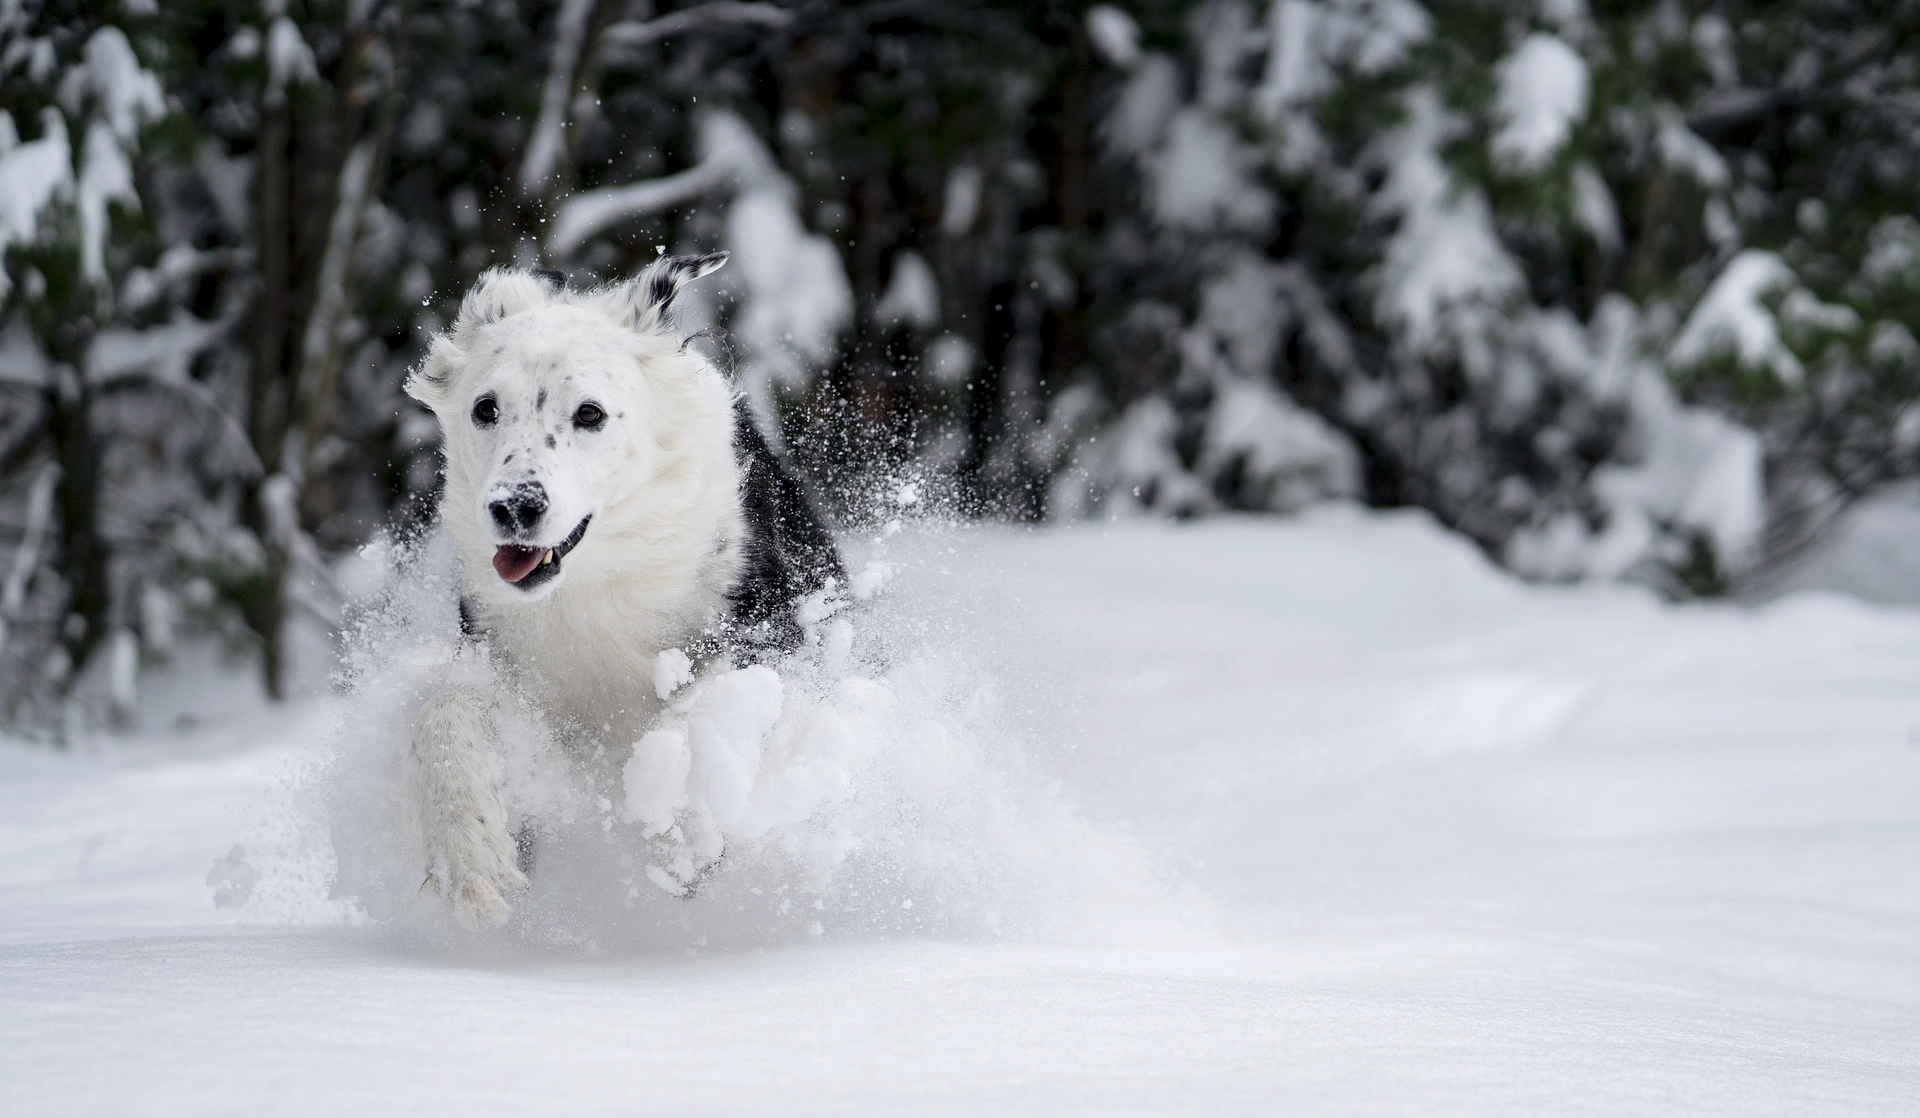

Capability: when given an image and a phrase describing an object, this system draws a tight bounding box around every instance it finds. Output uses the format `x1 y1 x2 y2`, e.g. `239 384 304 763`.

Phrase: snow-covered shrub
10 0 1920 732
1062 0 1920 594
0 11 247 729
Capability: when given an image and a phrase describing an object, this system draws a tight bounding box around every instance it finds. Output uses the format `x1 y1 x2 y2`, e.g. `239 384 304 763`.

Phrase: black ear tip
532 267 568 291
684 251 728 278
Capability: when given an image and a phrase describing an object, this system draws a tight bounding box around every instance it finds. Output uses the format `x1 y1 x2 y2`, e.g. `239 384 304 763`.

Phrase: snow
0 109 71 301
1508 297 1768 579
0 464 56 656
923 332 975 385
548 160 730 256
298 139 378 382
1656 107 1730 188
7 512 1919 1115
1084 5 1141 70
1200 379 1362 509
1091 395 1215 514
727 191 852 375
76 27 163 145
1592 387 1766 571
75 121 135 282
518 0 595 197
1259 0 1327 115
1670 249 1803 385
1101 54 1181 158
715 108 853 391
1490 33 1588 172
0 311 51 387
596 2 794 56
939 164 982 236
87 309 226 387
1147 109 1272 230
1776 485 1920 605
1779 286 1861 336
0 28 162 294
1863 215 1920 285
1262 0 1429 91
874 250 940 329
1571 162 1620 252
265 17 317 102
1371 89 1523 349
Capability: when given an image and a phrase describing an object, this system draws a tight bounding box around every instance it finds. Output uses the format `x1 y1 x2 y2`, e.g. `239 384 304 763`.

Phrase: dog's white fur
402 263 743 927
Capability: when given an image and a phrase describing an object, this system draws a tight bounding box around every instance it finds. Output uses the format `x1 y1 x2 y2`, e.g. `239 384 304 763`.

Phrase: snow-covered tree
7 0 1920 731
1057 0 1920 594
0 3 236 727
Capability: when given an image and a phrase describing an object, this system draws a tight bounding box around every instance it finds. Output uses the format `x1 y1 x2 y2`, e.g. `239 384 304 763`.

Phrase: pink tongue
492 545 544 583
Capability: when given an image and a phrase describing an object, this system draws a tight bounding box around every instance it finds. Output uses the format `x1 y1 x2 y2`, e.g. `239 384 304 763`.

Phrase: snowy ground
5 507 1920 1116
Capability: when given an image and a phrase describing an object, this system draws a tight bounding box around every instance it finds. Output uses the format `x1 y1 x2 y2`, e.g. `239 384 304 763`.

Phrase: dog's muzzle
492 515 591 591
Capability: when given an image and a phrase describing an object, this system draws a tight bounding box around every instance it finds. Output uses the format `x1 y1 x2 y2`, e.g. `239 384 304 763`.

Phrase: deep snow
4 508 1919 1115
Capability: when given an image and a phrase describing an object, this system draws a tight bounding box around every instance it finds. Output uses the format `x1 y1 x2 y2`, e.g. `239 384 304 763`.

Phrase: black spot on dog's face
545 435 556 449
536 389 547 410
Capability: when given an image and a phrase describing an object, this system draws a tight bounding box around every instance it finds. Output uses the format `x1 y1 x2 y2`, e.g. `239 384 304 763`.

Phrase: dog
400 254 843 927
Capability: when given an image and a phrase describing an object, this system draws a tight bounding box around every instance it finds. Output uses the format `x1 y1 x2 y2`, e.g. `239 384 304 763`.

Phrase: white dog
400 255 842 927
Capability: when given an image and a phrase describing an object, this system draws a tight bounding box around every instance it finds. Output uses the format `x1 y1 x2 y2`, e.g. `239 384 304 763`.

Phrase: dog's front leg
407 689 528 928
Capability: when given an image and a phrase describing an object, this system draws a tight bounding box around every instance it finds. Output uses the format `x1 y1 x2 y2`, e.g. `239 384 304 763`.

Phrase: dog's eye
573 402 606 430
471 395 499 426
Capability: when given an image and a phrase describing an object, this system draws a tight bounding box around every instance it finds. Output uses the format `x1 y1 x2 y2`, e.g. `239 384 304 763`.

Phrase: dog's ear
610 252 729 333
452 268 558 339
405 337 459 411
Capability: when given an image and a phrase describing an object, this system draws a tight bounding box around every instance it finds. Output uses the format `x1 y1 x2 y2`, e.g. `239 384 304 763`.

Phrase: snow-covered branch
597 2 793 56
524 2 794 200
87 311 262 477
547 157 733 256
0 111 72 302
519 0 599 198
296 138 379 437
0 463 58 657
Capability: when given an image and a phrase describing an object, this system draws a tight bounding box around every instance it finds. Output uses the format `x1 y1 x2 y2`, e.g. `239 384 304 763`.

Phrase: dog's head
407 254 733 602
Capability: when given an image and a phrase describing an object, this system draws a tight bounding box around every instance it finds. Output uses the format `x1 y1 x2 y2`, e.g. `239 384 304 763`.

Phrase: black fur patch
646 271 678 316
457 594 485 642
717 400 845 661
641 252 730 323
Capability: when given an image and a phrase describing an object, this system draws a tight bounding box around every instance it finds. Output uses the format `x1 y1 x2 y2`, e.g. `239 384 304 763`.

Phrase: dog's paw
422 869 523 929
421 815 528 930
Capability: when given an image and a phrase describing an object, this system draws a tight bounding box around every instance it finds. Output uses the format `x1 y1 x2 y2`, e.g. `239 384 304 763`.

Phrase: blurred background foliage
4 0 1920 728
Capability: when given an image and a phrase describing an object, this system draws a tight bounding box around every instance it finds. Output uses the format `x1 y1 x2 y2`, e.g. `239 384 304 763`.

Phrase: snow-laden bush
9 0 1920 731
1062 0 1920 594
0 13 259 730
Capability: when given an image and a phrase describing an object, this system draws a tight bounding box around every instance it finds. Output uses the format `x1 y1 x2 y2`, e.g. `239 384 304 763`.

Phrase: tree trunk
46 364 107 682
245 94 295 700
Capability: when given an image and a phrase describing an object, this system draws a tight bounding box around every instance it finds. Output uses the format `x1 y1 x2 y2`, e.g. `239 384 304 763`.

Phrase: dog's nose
488 482 549 536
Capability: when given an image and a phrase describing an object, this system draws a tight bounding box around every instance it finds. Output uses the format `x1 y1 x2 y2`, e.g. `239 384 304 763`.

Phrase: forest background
5 0 1920 728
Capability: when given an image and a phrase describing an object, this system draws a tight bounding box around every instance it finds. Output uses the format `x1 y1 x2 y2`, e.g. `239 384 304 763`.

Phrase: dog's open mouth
492 515 591 591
